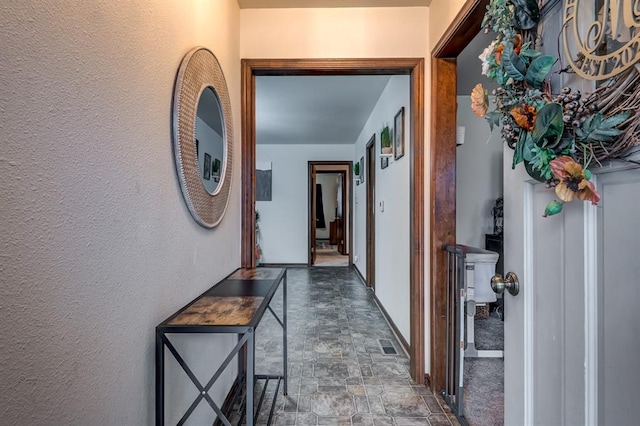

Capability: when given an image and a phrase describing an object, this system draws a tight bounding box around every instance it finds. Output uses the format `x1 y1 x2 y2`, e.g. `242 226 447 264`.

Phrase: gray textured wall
0 1 241 424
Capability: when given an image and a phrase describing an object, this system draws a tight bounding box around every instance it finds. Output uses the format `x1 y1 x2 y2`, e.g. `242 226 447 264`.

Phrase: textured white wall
456 96 503 248
0 1 241 424
352 76 411 341
256 144 354 264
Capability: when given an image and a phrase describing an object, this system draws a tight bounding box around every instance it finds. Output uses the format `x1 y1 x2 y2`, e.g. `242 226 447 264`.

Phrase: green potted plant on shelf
380 126 392 154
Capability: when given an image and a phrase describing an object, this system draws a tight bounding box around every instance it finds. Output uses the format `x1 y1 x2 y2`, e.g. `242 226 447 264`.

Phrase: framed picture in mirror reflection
204 153 211 180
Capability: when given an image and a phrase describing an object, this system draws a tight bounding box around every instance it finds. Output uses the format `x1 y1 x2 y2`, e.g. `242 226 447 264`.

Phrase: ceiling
197 88 223 135
238 0 432 8
256 75 392 145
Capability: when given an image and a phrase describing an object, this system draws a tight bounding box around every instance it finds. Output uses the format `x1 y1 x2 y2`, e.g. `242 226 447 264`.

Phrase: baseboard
213 376 242 426
353 265 367 285
372 292 411 357
258 263 308 268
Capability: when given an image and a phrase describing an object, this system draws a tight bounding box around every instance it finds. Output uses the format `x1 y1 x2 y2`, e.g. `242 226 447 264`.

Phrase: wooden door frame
310 165 318 265
429 0 489 392
308 162 353 266
365 135 376 290
241 58 425 383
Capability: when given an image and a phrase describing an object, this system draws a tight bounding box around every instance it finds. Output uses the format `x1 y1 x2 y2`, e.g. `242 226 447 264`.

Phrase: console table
156 268 287 426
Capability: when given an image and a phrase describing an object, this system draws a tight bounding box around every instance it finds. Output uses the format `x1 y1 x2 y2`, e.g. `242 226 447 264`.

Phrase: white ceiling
238 0 432 8
256 75 391 145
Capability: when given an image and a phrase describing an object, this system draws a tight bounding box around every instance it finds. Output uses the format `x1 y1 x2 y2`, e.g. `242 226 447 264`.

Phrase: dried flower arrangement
472 0 640 217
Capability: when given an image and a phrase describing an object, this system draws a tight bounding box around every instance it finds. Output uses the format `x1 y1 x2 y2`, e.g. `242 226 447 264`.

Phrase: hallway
314 241 349 267
236 267 456 425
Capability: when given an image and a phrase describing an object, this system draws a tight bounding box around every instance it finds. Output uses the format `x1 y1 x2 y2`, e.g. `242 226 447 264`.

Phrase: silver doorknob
491 272 520 296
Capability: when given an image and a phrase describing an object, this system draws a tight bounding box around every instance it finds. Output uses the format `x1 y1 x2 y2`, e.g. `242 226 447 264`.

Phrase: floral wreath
472 0 640 217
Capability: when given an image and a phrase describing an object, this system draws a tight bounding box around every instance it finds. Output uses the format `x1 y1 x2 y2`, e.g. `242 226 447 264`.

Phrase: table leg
283 270 288 396
155 330 164 426
247 328 254 426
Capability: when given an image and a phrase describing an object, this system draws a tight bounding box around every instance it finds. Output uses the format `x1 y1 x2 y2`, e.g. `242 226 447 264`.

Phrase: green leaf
524 159 547 182
529 145 556 181
511 0 541 30
520 48 541 58
532 103 564 148
576 111 631 144
502 46 526 81
522 132 535 162
525 55 554 89
485 111 502 131
602 111 631 128
512 131 527 169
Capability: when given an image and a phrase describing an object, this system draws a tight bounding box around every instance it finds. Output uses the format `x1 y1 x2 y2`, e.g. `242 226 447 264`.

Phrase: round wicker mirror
173 47 233 228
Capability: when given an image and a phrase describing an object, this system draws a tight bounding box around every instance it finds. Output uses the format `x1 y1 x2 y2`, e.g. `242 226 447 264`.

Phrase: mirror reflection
196 87 225 194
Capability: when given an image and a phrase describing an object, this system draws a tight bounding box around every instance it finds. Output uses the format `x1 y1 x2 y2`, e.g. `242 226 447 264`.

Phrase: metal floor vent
378 339 398 355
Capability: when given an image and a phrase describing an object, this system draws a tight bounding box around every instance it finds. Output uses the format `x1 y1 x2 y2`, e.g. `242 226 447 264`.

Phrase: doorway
308 162 351 267
429 0 489 393
365 135 376 290
241 58 426 384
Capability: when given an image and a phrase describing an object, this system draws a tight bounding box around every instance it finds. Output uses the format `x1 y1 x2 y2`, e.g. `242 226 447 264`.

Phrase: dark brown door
366 135 376 290
337 171 347 255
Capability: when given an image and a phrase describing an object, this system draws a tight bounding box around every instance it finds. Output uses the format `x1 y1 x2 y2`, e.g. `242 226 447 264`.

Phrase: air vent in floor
378 339 398 355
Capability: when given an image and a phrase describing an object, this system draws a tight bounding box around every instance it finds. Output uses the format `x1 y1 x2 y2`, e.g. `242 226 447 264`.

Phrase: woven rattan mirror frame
173 47 233 228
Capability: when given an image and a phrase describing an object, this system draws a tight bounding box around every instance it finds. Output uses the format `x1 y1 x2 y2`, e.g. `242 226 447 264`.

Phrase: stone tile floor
229 267 459 426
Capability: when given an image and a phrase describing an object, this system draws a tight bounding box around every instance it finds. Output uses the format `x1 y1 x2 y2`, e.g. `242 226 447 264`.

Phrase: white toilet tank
462 246 499 304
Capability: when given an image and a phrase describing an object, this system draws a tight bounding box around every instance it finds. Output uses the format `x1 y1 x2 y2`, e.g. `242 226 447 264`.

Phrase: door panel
504 141 640 424
598 169 640 425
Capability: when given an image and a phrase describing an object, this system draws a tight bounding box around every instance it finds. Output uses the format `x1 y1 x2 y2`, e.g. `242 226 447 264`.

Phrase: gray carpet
463 313 504 426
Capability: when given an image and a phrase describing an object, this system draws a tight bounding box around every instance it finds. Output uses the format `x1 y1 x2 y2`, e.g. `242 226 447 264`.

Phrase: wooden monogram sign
563 0 640 80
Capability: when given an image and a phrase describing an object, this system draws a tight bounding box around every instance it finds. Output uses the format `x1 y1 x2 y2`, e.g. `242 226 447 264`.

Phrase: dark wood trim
308 161 353 266
241 58 417 76
429 56 457 396
409 59 426 384
241 60 256 268
365 135 376 291
431 0 489 58
373 292 410 357
240 58 425 385
308 162 316 266
429 0 487 393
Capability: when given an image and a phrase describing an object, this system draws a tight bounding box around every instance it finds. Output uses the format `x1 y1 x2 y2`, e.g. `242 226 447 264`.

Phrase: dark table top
158 268 285 330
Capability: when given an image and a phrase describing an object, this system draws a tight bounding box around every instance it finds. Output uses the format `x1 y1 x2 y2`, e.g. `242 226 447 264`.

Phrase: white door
502 143 640 425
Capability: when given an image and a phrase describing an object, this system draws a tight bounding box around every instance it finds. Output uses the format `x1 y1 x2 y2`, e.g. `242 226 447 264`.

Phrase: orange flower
514 34 523 55
471 83 489 117
550 156 600 205
495 35 522 64
495 44 504 64
510 104 537 131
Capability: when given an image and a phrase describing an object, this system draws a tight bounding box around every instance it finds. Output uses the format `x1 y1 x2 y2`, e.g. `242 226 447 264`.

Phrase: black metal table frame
155 269 287 426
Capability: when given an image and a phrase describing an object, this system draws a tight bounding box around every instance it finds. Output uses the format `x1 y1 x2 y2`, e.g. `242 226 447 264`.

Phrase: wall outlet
354 255 359 262
379 200 384 212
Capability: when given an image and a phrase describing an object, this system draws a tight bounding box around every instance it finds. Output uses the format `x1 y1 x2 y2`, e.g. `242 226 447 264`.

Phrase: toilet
461 246 502 358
